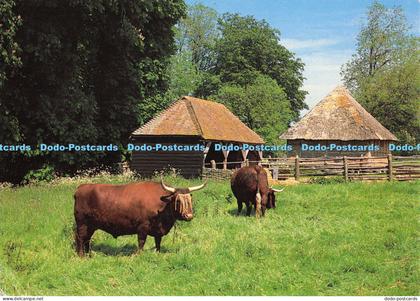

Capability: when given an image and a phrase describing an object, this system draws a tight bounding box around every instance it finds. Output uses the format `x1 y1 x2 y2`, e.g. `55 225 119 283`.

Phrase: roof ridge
287 87 336 128
184 97 204 137
133 98 183 135
139 99 181 130
193 97 265 144
279 85 398 141
340 88 397 140
131 96 264 144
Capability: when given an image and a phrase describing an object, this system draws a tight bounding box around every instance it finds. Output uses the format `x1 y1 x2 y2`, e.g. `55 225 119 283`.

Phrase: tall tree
0 0 22 144
341 1 410 91
0 0 21 88
160 3 218 109
164 50 203 102
175 3 218 73
0 0 185 183
210 14 307 120
355 43 420 145
341 1 419 145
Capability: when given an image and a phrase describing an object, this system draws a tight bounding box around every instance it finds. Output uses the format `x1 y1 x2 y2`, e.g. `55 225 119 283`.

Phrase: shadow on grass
91 243 172 256
92 243 138 256
227 207 277 217
227 208 253 217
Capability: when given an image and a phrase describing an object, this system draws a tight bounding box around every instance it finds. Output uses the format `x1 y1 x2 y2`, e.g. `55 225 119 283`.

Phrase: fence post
295 155 300 181
388 153 393 181
211 160 216 169
222 150 229 170
273 167 279 181
343 156 348 182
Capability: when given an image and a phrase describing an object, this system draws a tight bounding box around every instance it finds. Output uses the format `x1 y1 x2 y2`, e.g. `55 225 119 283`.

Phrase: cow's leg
237 200 243 215
75 232 83 257
137 232 147 253
154 236 162 252
83 228 95 254
76 223 92 257
261 205 266 217
245 201 252 216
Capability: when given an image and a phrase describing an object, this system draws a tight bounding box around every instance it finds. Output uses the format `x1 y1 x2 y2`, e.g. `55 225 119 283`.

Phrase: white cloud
280 37 353 117
299 50 353 116
281 38 339 50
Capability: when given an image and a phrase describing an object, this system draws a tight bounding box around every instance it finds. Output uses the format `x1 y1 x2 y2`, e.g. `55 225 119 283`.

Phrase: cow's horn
161 178 176 193
187 181 207 193
271 187 284 193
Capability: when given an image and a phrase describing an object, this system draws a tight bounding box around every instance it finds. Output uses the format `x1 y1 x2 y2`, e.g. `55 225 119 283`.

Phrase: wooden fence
202 155 420 182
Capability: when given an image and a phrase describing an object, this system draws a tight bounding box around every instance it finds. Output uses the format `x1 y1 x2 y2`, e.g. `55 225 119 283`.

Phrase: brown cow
231 165 283 217
73 179 206 256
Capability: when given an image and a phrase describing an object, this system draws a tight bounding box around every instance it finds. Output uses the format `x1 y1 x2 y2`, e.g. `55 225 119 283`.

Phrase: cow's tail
255 187 262 218
255 166 262 218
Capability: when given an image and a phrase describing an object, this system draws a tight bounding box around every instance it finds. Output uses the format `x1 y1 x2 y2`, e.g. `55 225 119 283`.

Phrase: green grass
0 176 418 296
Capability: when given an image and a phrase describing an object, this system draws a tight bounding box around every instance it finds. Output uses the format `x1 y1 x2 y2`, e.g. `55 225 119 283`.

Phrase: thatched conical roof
280 86 398 141
132 96 264 144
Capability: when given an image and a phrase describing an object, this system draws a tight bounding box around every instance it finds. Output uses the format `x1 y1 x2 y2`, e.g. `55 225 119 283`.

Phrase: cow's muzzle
182 213 193 221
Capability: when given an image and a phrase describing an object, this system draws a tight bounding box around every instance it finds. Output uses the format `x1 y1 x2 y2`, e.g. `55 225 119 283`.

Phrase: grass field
0 175 418 296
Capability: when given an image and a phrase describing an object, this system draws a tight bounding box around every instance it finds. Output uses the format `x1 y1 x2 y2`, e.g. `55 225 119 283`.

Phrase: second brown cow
231 165 283 217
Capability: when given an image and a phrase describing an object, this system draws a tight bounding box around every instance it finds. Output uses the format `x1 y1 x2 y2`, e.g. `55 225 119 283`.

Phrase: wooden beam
272 167 279 180
388 153 393 181
344 156 348 182
222 148 229 170
211 160 216 169
203 142 212 160
241 149 249 161
295 155 300 181
241 149 249 167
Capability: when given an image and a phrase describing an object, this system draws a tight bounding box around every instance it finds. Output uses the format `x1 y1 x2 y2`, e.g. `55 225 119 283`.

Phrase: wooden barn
280 86 398 158
130 96 264 177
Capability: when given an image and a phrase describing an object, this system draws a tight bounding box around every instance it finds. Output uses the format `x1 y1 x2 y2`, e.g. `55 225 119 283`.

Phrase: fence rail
202 155 420 182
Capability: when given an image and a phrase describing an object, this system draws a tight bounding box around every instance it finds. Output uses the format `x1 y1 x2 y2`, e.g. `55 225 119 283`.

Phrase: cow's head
160 179 207 221
267 187 284 209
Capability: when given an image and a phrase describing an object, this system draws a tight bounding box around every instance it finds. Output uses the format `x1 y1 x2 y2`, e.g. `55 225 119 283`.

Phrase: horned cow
73 179 206 256
231 165 283 217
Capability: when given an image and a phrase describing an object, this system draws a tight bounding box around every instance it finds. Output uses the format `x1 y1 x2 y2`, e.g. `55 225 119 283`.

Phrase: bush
308 176 346 184
23 164 56 184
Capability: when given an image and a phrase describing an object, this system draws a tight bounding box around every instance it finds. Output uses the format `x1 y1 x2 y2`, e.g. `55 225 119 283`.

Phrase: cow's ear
160 194 175 203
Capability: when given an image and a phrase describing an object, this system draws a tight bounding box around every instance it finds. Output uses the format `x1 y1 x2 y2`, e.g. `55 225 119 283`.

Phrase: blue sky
186 0 420 114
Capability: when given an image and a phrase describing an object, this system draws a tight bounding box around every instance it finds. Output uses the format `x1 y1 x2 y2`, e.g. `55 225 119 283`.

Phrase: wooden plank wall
130 137 204 178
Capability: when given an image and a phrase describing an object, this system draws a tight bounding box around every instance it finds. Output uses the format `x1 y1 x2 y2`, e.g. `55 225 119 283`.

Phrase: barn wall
130 136 204 178
287 139 392 158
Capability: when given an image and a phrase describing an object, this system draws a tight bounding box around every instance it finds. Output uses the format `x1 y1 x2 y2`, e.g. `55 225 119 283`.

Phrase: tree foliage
175 3 218 72
210 14 306 120
0 0 185 183
162 3 218 105
356 45 420 144
342 1 410 91
211 75 292 146
0 0 22 145
0 0 21 88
